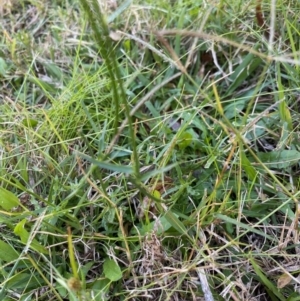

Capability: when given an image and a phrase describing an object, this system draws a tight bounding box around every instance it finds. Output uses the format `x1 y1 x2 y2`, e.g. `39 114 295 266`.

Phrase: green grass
1 0 300 300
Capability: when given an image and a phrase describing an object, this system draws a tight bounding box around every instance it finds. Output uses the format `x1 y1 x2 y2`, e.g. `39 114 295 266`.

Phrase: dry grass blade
155 29 300 65
197 268 214 301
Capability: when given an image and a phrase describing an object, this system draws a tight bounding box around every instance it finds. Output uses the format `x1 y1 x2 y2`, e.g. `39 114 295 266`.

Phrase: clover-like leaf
103 259 122 282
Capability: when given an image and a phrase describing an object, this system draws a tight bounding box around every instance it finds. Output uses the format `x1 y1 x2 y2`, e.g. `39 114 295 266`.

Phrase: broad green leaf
177 132 193 149
224 98 247 119
103 259 122 282
92 279 110 301
6 272 41 290
240 148 257 181
153 190 161 199
14 219 48 254
6 272 31 289
0 187 21 210
0 57 8 76
22 118 38 128
256 150 300 169
123 39 131 52
279 101 292 131
287 293 300 301
81 262 95 279
0 240 19 262
14 219 27 238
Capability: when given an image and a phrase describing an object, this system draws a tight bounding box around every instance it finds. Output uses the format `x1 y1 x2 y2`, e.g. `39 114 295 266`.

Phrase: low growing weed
0 0 300 300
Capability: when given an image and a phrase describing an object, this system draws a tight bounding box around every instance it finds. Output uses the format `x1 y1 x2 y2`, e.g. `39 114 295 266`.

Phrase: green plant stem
79 0 140 178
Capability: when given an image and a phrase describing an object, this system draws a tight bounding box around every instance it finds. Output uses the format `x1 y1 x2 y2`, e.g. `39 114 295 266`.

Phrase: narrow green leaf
103 259 122 282
164 210 188 236
204 154 217 169
29 76 57 93
78 153 133 174
226 46 262 95
107 0 132 23
250 257 285 300
0 187 21 210
277 63 293 130
44 63 63 80
67 227 78 279
140 163 177 182
215 214 273 240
